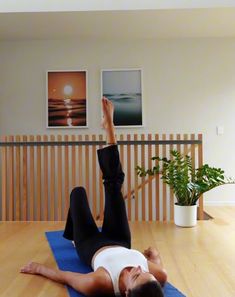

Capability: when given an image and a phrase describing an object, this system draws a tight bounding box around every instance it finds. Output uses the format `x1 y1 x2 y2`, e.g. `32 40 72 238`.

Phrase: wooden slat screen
0 134 203 222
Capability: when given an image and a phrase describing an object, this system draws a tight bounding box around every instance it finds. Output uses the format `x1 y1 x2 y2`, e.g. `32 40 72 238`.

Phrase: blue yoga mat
45 230 186 297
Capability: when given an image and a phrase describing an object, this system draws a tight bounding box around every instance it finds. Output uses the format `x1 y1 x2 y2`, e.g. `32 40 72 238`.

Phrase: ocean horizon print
48 98 86 127
104 93 142 126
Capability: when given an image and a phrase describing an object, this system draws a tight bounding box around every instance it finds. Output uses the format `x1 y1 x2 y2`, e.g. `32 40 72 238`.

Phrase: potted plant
136 150 234 227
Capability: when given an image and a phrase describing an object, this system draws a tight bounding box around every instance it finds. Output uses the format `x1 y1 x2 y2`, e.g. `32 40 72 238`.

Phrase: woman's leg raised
98 98 131 247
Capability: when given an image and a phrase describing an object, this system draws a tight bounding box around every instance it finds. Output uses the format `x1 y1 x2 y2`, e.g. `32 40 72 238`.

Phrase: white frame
101 68 144 128
46 70 88 129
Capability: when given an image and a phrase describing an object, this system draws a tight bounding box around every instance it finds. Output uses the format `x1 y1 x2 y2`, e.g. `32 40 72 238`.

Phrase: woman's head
127 281 164 297
124 266 164 297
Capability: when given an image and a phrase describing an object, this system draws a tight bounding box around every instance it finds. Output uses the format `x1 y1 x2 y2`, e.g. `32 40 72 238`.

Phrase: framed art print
101 69 143 127
47 70 88 128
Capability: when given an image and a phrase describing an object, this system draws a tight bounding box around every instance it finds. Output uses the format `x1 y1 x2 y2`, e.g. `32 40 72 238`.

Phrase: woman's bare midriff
91 245 122 268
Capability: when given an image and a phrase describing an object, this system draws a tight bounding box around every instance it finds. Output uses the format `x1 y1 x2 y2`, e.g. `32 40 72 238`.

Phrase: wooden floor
0 206 235 297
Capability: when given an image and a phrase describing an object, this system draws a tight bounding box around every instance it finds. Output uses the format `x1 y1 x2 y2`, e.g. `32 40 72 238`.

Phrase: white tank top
93 247 149 296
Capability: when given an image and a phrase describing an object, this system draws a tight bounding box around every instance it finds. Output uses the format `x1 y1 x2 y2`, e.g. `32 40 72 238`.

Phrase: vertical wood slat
29 135 35 221
22 135 28 220
148 134 153 221
127 134 131 220
176 134 181 221
155 134 160 221
50 135 55 221
36 135 41 221
85 135 90 202
134 134 139 221
8 136 14 220
191 134 196 170
71 135 76 189
183 134 188 156
177 134 181 152
169 134 174 221
1 136 7 221
92 135 97 219
15 135 21 220
198 134 204 220
190 134 196 213
141 134 146 221
43 135 48 221
57 135 62 221
64 135 69 219
78 135 83 186
183 134 188 209
119 134 124 166
119 134 124 196
162 134 167 221
98 134 104 220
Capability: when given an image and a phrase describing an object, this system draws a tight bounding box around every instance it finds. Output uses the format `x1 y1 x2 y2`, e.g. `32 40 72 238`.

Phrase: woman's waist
77 234 129 267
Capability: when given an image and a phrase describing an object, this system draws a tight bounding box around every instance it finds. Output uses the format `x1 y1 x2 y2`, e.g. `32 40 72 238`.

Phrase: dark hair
127 281 164 297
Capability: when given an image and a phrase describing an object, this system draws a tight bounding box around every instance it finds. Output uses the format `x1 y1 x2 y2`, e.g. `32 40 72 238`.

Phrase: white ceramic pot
174 204 197 227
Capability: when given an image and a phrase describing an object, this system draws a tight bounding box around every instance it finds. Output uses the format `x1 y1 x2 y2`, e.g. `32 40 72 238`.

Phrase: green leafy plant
136 150 234 206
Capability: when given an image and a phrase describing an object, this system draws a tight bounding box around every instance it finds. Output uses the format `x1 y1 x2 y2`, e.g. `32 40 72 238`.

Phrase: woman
21 98 167 297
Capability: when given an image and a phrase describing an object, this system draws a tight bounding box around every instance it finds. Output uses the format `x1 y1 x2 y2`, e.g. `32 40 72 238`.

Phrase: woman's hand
20 262 43 274
20 262 63 283
21 262 106 296
143 246 160 261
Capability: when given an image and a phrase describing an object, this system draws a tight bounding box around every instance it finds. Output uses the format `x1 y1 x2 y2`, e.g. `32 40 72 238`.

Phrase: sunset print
47 71 87 127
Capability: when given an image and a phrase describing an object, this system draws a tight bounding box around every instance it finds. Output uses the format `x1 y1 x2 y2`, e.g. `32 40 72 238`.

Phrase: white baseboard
204 201 235 206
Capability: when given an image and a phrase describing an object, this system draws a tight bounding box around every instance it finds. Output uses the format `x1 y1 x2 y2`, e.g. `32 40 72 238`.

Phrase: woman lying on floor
21 98 167 297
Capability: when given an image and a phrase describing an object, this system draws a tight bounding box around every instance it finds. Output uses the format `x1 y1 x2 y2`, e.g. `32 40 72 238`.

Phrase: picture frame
101 69 144 128
46 70 88 128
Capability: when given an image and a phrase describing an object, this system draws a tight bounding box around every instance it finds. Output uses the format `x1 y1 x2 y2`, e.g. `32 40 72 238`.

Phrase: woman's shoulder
93 267 114 294
94 266 112 281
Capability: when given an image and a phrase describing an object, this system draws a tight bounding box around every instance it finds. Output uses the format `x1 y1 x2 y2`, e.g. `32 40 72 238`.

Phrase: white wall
1 0 235 13
0 37 235 204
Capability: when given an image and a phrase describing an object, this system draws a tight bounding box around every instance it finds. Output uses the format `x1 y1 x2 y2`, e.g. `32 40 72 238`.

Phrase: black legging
63 145 131 266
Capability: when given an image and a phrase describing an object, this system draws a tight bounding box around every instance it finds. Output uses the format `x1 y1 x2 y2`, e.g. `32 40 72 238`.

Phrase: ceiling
1 8 235 41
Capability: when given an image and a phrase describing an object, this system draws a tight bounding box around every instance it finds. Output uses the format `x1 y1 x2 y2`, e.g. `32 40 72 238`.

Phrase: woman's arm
147 261 167 286
20 262 100 296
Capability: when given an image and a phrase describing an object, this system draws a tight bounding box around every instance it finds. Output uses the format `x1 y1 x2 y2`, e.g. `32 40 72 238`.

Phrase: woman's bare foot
20 262 43 274
101 97 114 130
101 97 117 145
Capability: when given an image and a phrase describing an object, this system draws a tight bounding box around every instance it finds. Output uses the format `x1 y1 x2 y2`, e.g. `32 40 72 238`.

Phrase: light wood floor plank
0 207 234 297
